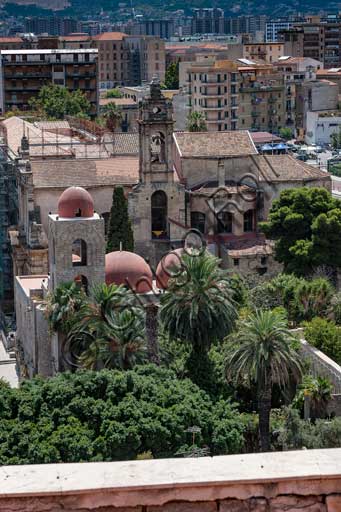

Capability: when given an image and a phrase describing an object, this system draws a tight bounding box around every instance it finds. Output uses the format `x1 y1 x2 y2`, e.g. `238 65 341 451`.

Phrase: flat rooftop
16 275 48 297
1 49 98 54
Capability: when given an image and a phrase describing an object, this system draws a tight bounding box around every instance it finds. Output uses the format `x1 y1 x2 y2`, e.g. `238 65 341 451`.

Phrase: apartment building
265 21 293 42
243 42 284 63
273 56 322 133
124 35 165 85
0 49 98 115
92 32 128 89
279 23 341 69
186 58 239 131
92 32 165 89
238 63 285 132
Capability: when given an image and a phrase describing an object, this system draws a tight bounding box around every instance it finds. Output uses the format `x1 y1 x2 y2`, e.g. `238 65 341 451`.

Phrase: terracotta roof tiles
173 131 258 158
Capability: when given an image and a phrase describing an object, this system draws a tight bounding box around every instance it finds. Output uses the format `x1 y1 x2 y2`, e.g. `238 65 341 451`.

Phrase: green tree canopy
101 102 123 132
260 187 341 275
29 84 91 120
0 366 246 464
106 186 134 253
186 111 207 132
164 60 179 89
279 127 293 140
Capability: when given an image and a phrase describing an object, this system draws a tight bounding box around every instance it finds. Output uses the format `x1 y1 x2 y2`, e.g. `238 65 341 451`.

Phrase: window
243 210 254 232
191 212 205 234
233 258 239 266
217 211 233 233
72 239 87 266
151 191 168 239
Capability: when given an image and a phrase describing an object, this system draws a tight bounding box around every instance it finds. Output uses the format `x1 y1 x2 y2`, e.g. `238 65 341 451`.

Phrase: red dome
156 248 184 289
58 186 94 218
105 251 153 293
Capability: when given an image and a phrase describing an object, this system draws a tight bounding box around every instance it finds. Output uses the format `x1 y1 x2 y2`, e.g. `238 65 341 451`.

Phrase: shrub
303 317 341 364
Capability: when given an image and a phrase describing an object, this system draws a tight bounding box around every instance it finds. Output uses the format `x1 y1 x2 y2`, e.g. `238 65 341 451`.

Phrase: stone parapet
1 449 341 511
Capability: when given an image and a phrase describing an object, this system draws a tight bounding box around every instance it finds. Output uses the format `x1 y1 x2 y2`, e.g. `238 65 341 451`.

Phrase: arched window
217 211 233 234
244 210 254 232
151 132 166 163
151 190 168 239
72 239 87 266
74 275 88 294
191 211 205 234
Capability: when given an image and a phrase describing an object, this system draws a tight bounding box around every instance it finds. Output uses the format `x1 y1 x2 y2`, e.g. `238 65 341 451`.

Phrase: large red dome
105 251 153 293
156 248 184 289
58 186 94 218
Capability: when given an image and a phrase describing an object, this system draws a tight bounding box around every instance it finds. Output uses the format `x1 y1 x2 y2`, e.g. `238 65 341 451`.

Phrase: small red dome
156 248 184 289
105 251 153 293
58 186 94 218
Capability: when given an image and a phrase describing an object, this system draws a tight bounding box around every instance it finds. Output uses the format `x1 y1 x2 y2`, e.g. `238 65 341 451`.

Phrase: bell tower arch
138 77 175 183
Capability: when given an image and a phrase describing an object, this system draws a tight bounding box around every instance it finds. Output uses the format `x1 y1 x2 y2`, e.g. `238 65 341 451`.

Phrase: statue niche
150 132 166 164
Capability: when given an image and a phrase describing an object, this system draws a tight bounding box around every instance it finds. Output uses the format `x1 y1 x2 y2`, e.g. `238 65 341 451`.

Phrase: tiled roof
102 132 139 155
173 131 258 158
250 131 282 144
34 121 71 130
255 154 330 182
31 157 139 189
92 32 126 41
0 37 22 43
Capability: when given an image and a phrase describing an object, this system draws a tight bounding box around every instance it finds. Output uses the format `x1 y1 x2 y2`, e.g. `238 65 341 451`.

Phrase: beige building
184 58 240 132
92 32 129 89
92 32 165 89
238 62 285 132
243 42 284 63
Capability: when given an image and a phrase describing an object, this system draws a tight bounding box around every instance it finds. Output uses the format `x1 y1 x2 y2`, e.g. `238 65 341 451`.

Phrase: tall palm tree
160 252 237 352
160 252 237 391
225 309 302 452
186 111 207 132
102 102 123 132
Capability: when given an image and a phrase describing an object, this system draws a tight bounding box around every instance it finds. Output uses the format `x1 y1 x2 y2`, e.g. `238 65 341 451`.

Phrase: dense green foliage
186 111 207 132
303 317 341 365
29 84 91 120
250 273 334 325
106 88 123 98
260 187 341 275
279 127 293 140
331 129 341 150
101 102 123 131
106 186 134 253
293 375 332 420
164 61 179 89
0 366 247 465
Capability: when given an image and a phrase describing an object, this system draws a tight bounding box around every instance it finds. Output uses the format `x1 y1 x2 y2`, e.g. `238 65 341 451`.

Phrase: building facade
0 49 98 115
243 42 284 63
185 58 240 132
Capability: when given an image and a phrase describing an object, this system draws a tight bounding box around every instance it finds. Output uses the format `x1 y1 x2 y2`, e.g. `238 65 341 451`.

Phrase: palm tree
101 102 123 132
45 281 86 334
225 309 302 452
186 111 207 132
294 375 332 420
160 252 237 391
160 252 237 351
66 283 146 370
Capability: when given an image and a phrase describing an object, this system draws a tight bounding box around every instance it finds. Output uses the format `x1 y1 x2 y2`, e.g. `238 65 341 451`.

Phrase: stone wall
1 449 341 512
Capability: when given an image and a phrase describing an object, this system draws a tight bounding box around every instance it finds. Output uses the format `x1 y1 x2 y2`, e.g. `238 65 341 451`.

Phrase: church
13 79 331 378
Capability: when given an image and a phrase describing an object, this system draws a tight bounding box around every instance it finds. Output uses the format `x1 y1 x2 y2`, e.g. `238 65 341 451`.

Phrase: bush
0 366 246 465
330 292 341 324
303 317 341 364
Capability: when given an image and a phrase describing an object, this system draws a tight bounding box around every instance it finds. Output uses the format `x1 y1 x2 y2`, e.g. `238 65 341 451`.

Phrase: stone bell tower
48 186 105 292
129 78 186 267
138 77 175 184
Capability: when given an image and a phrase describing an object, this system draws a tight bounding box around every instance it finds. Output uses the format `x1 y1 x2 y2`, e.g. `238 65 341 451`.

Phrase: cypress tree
106 186 134 253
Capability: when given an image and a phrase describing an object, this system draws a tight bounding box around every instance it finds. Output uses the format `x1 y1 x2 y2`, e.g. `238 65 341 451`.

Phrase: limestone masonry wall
1 449 341 512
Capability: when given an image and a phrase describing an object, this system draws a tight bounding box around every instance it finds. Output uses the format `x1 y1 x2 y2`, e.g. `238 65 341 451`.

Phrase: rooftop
31 157 139 189
173 131 258 158
99 97 137 106
250 131 282 145
16 275 48 298
92 32 126 41
1 49 98 54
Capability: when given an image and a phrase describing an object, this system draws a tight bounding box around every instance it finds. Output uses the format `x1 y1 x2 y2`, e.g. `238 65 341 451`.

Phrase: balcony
201 104 222 110
200 91 225 97
240 85 282 93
